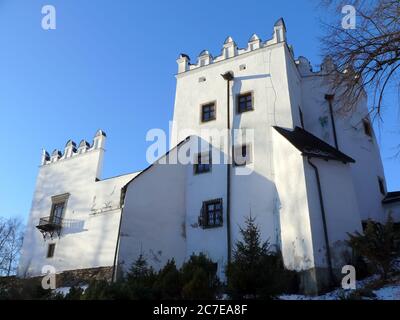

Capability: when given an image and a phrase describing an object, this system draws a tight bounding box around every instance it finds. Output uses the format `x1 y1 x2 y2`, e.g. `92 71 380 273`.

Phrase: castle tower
18 130 138 280
167 18 377 293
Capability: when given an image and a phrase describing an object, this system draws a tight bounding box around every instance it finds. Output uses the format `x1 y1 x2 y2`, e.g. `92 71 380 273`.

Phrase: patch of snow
54 287 71 296
374 285 400 300
279 275 381 300
53 284 88 297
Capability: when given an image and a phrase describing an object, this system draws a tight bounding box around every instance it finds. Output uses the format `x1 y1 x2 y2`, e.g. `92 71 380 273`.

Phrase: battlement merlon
176 17 287 74
40 130 106 166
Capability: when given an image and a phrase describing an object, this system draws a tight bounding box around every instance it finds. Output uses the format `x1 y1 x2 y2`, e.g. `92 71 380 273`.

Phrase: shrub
181 253 220 300
226 216 299 299
125 254 157 299
152 259 182 299
347 215 400 278
63 286 85 300
0 277 52 300
70 254 220 300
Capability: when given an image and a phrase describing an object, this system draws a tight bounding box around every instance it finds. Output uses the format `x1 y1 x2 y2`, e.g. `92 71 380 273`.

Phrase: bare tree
0 217 24 277
319 0 400 118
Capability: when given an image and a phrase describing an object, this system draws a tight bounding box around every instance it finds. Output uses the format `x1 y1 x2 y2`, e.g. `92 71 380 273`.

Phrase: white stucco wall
272 129 315 271
117 144 187 273
183 137 228 278
171 40 301 276
18 138 137 277
299 71 386 222
18 21 393 295
303 158 362 269
272 128 362 274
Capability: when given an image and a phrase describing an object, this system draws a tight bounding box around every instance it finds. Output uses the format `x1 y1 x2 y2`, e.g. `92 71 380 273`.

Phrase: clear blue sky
0 0 399 220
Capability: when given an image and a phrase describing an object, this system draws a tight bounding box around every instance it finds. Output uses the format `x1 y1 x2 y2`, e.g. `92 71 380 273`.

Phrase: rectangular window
234 144 252 166
378 177 385 195
50 202 65 225
194 152 211 174
47 243 55 258
49 193 69 226
363 118 372 137
199 199 223 228
237 92 253 113
201 102 216 122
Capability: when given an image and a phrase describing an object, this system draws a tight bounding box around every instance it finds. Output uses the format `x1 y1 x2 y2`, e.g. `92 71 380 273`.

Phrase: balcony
36 216 63 239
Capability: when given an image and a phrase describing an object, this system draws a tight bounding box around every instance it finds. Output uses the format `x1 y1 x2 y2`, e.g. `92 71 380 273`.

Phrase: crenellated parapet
176 18 287 74
295 55 339 77
40 130 106 166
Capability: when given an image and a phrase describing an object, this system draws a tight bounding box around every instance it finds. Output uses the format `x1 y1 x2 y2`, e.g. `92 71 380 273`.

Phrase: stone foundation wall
55 266 113 287
6 266 114 288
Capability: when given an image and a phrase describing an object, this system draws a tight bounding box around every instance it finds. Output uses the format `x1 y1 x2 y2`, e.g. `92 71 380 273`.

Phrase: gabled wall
117 143 187 273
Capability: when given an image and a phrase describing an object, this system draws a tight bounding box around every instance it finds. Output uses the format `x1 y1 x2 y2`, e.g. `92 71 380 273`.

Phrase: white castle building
18 19 400 294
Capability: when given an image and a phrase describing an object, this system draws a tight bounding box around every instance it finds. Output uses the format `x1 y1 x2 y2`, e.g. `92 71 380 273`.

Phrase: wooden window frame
194 152 212 175
201 101 216 123
237 92 254 114
199 199 223 229
47 243 56 258
49 193 69 225
363 118 372 137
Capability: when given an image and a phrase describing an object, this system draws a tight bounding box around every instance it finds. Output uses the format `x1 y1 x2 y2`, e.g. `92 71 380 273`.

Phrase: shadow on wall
61 219 88 235
19 155 122 278
117 134 315 285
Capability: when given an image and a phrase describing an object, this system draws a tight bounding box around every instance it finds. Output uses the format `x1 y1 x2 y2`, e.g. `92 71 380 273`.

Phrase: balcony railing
36 216 63 233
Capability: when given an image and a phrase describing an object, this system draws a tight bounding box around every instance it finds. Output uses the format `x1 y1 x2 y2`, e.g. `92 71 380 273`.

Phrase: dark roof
273 126 355 163
382 191 400 204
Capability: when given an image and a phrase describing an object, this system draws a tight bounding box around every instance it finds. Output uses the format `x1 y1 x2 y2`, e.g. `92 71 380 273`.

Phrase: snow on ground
279 275 400 300
54 284 88 296
373 285 400 300
54 287 71 296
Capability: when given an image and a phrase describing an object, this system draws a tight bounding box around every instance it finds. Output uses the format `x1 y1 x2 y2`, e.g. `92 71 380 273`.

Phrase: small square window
199 199 223 228
234 144 252 166
363 118 372 137
47 243 55 258
194 152 211 174
201 102 216 122
237 92 253 113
